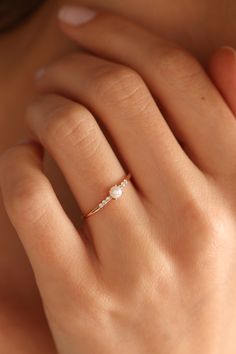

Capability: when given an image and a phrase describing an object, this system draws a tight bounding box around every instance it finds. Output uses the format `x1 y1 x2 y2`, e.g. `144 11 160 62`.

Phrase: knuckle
42 104 98 153
180 197 206 224
177 189 211 233
152 43 202 84
93 64 144 103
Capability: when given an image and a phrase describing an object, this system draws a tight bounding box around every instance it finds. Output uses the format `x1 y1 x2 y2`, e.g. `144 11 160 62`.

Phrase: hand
1 6 236 354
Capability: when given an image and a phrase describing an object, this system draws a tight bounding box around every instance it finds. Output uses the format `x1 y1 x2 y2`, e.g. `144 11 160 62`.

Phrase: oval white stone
109 186 123 200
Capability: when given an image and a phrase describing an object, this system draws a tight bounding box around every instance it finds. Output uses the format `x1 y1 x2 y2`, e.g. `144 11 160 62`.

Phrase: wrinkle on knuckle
62 111 100 159
151 43 202 85
42 104 79 143
120 96 157 127
42 104 98 155
93 64 143 103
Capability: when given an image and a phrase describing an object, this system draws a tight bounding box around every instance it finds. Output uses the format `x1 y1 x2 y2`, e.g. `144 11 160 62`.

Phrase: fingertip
58 5 98 27
208 46 236 116
209 46 236 73
217 46 236 58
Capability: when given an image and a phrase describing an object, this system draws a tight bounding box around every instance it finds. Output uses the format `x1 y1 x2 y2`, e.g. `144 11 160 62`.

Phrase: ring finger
27 94 146 264
35 53 204 206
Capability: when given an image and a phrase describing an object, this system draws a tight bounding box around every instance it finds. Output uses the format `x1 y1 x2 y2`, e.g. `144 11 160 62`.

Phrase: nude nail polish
58 6 97 26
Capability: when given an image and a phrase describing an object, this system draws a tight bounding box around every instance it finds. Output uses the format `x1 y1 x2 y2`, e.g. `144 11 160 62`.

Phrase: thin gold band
84 173 132 219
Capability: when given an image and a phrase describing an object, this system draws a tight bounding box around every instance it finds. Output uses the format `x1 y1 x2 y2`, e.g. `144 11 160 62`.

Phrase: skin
0 0 236 353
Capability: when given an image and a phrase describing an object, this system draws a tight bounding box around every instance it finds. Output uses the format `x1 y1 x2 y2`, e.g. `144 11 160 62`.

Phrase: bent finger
0 142 91 295
58 9 236 176
27 94 146 267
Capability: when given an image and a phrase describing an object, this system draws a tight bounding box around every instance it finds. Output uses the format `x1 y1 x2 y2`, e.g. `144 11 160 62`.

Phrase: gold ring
84 173 132 219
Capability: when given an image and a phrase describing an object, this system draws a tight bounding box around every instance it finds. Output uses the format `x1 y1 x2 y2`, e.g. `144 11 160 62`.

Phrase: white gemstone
99 203 103 208
109 185 123 200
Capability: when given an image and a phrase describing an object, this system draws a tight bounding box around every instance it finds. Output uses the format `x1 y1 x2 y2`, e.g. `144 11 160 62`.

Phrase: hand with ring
1 6 236 354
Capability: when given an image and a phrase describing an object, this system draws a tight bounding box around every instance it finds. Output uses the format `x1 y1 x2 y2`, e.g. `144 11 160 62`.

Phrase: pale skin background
0 0 236 352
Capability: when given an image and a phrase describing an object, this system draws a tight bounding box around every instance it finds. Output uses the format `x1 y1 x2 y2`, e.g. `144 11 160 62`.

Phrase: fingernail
58 5 97 26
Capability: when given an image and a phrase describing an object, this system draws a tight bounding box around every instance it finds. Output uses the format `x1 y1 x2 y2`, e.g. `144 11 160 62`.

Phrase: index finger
58 8 236 176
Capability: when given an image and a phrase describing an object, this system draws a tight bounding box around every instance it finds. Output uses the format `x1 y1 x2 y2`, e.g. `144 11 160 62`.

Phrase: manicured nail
58 6 97 26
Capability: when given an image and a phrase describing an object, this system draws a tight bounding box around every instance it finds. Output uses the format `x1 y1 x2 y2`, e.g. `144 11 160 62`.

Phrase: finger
27 94 146 265
209 47 236 116
0 141 90 297
35 53 204 209
58 8 236 176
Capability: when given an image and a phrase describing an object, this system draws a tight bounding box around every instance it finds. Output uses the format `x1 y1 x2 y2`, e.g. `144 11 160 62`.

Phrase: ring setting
84 173 131 219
